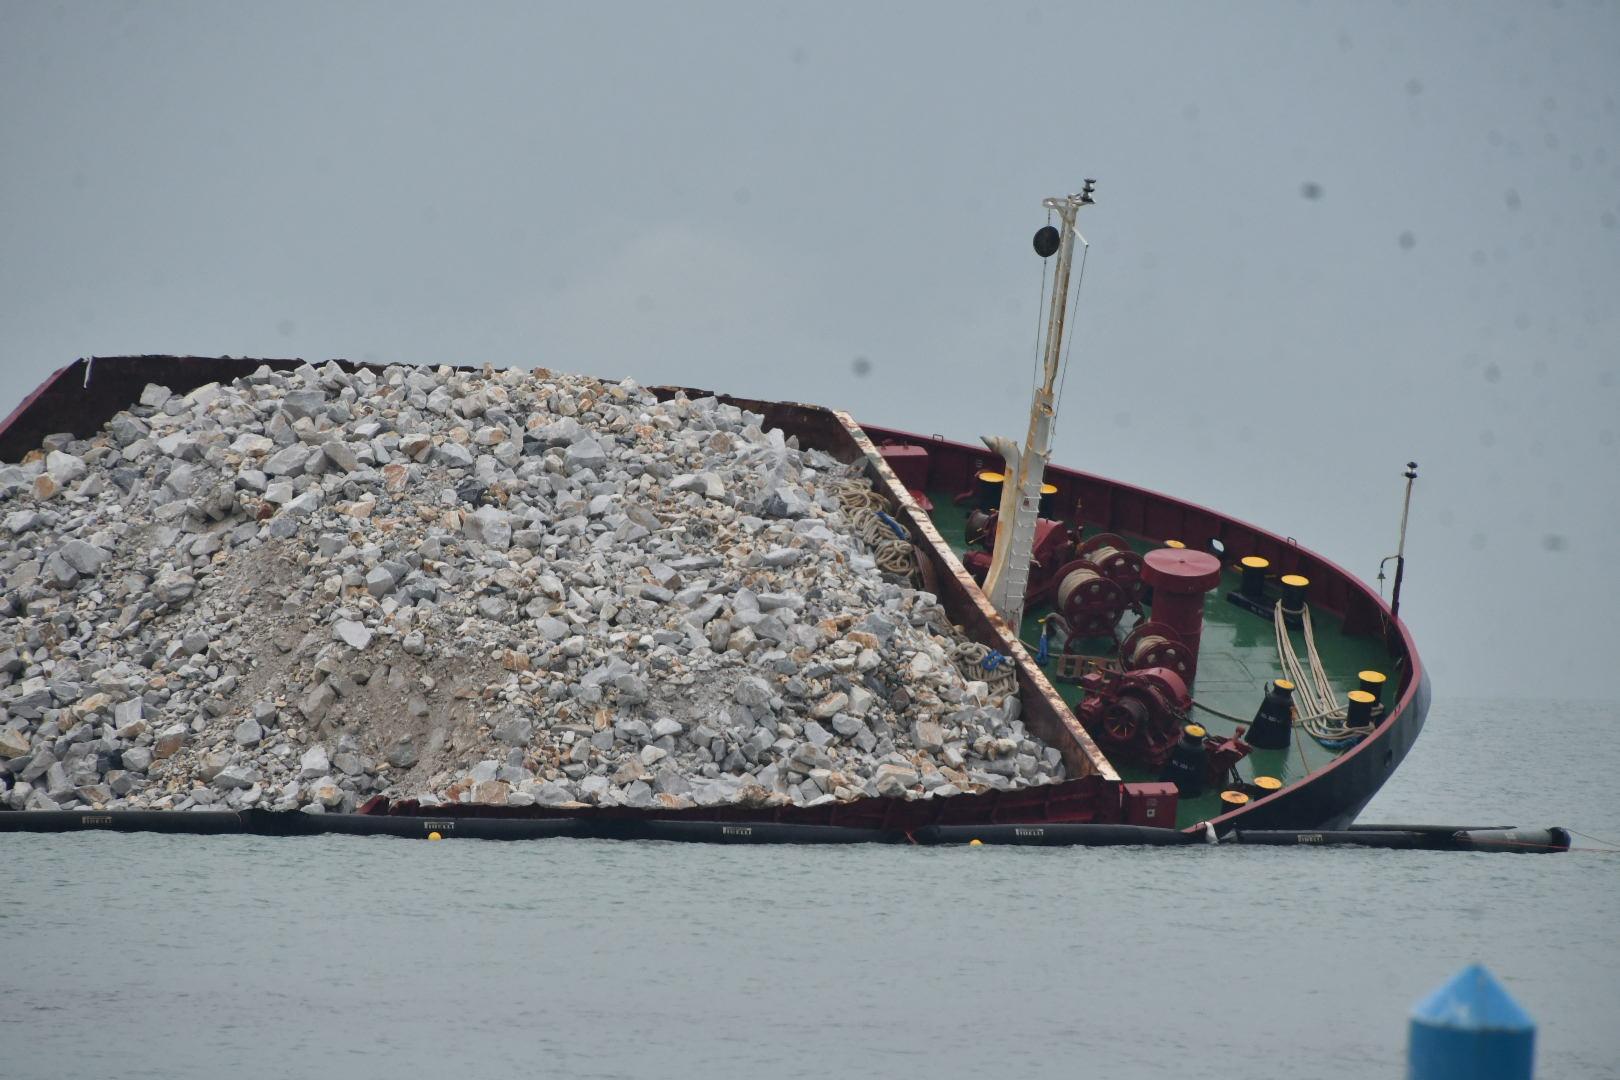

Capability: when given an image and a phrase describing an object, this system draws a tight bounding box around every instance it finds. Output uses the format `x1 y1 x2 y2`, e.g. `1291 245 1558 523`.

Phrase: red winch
1078 532 1147 602
1075 666 1192 767
1049 557 1129 638
1119 620 1195 682
1138 546 1223 684
963 513 1075 608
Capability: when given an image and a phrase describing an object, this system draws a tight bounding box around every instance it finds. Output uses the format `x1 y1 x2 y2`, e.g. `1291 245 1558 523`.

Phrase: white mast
982 183 1096 631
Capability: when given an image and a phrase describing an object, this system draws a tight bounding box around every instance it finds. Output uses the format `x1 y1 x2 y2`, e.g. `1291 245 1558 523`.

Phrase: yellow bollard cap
1274 679 1295 691
1185 724 1207 738
428 832 442 841
1254 776 1283 792
1280 573 1309 587
1348 690 1377 704
1240 555 1270 570
1358 670 1387 685
1219 790 1251 807
969 839 983 846
1039 483 1058 495
977 471 1005 483
1164 539 1186 549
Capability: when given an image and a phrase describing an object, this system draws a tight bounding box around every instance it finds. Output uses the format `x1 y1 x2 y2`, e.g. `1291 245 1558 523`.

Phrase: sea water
3 698 1617 1080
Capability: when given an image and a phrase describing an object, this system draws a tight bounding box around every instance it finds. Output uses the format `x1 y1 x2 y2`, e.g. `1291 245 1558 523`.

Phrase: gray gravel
0 362 1062 813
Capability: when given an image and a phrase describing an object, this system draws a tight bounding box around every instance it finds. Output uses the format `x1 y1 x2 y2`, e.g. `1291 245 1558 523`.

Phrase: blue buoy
1408 964 1535 1079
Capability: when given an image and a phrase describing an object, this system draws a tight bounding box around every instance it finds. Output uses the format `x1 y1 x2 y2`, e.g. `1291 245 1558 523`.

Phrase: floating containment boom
0 810 1575 850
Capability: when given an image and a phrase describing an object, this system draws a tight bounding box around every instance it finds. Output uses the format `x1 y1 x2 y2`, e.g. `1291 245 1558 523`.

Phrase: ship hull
1226 670 1428 830
0 356 1427 835
857 423 1431 833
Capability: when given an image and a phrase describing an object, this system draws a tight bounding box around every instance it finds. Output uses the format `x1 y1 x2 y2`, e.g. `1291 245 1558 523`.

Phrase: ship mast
982 183 1096 632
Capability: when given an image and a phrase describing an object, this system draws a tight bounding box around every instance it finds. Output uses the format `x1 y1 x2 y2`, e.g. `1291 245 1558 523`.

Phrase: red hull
0 356 1426 832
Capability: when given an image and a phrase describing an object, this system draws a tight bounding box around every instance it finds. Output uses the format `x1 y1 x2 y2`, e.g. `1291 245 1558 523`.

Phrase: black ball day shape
1033 225 1061 258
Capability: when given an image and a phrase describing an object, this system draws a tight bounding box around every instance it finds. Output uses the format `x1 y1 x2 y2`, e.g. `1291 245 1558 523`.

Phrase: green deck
927 493 1391 827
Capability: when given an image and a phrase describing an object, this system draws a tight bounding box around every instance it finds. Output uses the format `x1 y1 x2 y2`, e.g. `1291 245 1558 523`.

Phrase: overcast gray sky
2 1 1616 700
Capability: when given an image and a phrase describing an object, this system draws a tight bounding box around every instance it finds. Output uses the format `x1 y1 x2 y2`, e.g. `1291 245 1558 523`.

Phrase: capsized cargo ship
0 187 1430 840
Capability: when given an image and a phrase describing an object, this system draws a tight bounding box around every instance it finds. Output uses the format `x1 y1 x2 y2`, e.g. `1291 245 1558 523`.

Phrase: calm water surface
3 698 1617 1080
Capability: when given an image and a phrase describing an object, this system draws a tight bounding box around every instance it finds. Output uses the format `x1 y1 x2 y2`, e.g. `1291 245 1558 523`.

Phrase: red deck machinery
962 514 1077 611
1139 546 1223 684
1075 665 1192 766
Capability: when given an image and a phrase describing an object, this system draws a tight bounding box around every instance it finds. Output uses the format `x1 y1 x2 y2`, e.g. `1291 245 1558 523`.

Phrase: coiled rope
829 476 919 581
1055 564 1104 613
1084 539 1130 570
1125 633 1174 664
830 474 1015 706
954 641 1019 697
828 477 888 512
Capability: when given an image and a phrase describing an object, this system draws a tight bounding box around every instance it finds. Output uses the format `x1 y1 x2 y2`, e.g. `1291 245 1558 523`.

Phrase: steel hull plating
0 356 1428 835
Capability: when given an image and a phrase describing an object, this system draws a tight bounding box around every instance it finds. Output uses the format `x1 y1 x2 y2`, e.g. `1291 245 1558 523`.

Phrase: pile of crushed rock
0 362 1064 813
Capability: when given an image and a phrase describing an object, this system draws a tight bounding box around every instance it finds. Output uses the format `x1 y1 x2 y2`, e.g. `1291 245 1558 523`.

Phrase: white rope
954 640 1019 697
1032 210 1052 398
829 476 918 582
1190 696 1345 727
1192 603 1375 740
1275 603 1374 742
1051 239 1089 441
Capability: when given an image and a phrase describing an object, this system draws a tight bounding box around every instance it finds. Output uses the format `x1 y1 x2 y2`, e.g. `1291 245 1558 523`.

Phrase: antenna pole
1390 461 1418 620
